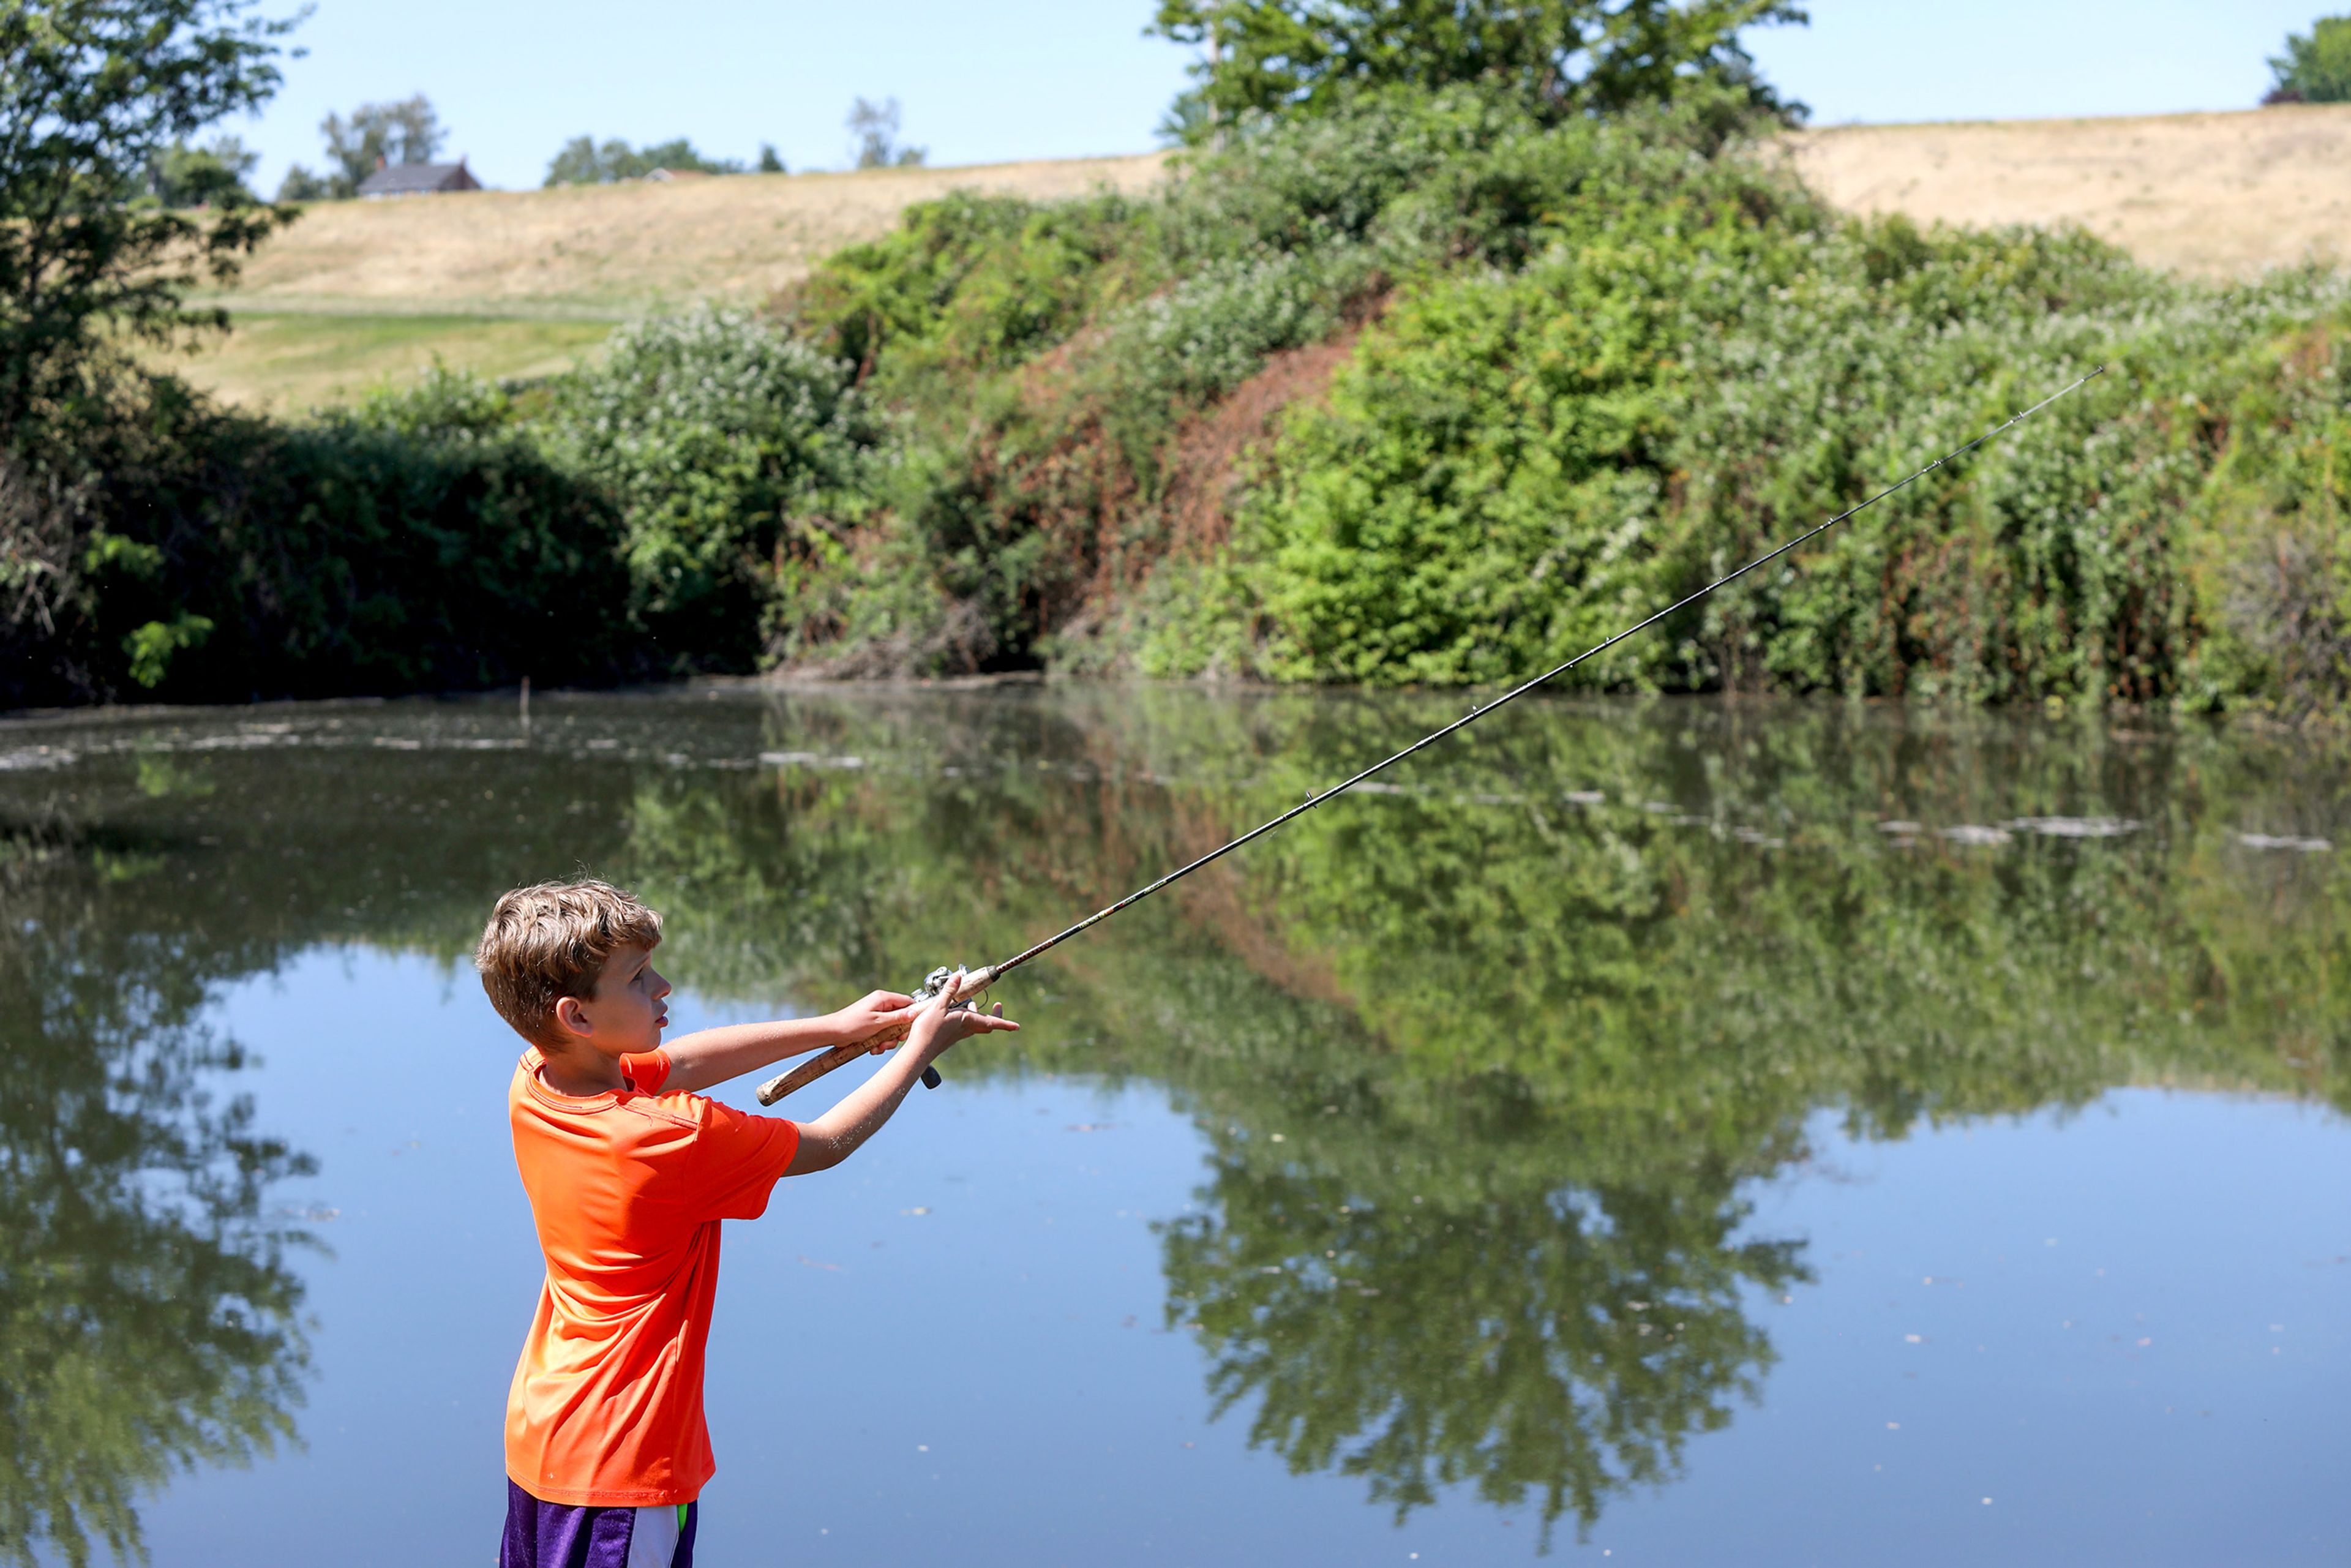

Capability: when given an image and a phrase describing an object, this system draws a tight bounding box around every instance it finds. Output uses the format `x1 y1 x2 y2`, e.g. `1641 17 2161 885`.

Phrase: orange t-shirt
504 1046 800 1506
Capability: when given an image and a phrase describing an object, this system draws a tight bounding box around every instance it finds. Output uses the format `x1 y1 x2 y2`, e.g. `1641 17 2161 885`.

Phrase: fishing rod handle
754 1039 892 1106
752 965 996 1106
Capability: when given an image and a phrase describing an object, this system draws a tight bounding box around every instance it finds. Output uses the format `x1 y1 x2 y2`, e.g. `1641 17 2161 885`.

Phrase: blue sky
230 1 2340 193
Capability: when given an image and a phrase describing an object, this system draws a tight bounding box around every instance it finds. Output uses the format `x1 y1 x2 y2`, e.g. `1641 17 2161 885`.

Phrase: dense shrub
1198 218 2351 711
1 309 877 707
1212 174 1822 686
778 86 1769 673
795 192 1156 399
746 81 2351 717
2 373 635 707
538 308 881 667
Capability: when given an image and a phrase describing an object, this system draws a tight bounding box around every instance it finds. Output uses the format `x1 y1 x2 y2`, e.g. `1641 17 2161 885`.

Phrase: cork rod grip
757 1041 942 1105
755 1040 871 1106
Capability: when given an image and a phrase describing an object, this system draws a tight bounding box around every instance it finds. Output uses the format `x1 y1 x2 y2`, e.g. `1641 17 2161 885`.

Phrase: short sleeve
686 1099 802 1222
620 1048 671 1095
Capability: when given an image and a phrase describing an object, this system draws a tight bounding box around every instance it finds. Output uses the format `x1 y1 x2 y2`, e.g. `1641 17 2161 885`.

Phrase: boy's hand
909 972 1020 1057
830 989 918 1054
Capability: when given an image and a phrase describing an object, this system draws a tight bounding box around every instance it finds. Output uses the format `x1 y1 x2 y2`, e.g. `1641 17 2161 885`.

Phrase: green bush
538 307 880 669
1216 174 1815 686
2171 312 2351 715
12 372 639 705
779 86 1772 675
2 307 888 705
795 192 1155 400
1152 187 2351 712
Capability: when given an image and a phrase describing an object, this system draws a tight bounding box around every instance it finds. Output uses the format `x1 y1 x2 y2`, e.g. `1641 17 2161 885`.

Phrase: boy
474 878 1016 1567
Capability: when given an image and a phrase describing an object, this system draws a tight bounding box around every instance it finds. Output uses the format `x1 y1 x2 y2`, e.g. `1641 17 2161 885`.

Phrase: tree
757 142 787 173
1146 0 1806 141
0 0 296 436
274 163 333 201
2267 16 2351 103
847 96 926 168
544 135 620 186
542 134 741 186
319 93 443 195
544 135 609 186
632 136 741 176
145 135 260 208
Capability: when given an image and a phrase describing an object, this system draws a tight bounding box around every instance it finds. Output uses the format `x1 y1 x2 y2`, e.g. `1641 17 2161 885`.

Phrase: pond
3 685 2347 1566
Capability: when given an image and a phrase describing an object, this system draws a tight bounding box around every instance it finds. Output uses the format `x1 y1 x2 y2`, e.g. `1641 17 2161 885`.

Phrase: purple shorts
500 1480 699 1568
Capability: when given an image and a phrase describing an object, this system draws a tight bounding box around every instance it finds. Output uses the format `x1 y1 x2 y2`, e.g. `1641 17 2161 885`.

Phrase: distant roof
358 159 482 197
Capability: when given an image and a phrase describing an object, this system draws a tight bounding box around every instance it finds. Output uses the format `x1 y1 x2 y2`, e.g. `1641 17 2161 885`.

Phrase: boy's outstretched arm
659 990 917 1093
786 978 1019 1176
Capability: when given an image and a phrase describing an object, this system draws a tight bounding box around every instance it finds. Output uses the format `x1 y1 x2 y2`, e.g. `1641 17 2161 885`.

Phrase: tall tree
319 93 444 194
846 96 926 168
0 0 296 435
2267 16 2351 103
144 134 260 208
1147 0 1805 140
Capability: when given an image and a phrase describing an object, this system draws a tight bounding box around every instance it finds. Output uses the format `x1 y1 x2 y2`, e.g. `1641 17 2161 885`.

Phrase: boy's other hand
910 972 1020 1057
942 1001 1019 1049
831 989 918 1054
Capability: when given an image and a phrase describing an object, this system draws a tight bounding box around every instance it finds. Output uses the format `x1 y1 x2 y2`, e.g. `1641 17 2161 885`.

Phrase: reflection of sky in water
114 950 2347 1567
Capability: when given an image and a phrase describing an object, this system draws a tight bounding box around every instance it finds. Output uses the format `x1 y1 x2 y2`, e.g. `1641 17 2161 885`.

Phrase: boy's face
556 942 671 1056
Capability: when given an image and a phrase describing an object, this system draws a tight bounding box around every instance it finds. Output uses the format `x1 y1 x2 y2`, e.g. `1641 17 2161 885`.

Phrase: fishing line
758 365 2105 1105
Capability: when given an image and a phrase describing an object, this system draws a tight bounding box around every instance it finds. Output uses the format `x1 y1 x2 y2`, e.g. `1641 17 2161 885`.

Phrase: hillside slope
48 88 2351 715
170 105 2351 410
217 105 2351 315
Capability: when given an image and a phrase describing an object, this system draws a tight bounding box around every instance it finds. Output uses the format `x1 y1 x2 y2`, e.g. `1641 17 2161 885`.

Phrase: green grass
156 312 620 413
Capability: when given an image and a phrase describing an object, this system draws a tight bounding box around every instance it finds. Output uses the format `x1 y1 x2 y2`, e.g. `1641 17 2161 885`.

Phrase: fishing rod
757 366 2107 1107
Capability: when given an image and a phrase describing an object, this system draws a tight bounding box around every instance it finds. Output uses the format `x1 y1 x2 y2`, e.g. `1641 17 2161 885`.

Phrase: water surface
4 688 2345 1565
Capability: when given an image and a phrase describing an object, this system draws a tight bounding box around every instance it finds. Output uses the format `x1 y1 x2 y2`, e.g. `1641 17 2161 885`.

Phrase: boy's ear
550 994 594 1040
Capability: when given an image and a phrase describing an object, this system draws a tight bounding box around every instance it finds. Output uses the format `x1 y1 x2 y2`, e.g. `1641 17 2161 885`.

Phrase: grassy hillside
161 155 1169 410
160 107 2351 413
173 313 614 415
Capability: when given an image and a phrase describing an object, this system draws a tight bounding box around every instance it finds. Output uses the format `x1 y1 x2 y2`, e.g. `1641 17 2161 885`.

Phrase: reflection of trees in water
3 693 2344 1555
0 728 661 1566
0 822 313 1568
1164 1129 1804 1543
1099 949 1829 1547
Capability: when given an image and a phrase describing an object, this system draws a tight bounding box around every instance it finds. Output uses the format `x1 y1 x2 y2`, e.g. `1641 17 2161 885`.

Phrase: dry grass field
167 107 2351 411
208 152 1171 317
1785 104 2351 279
